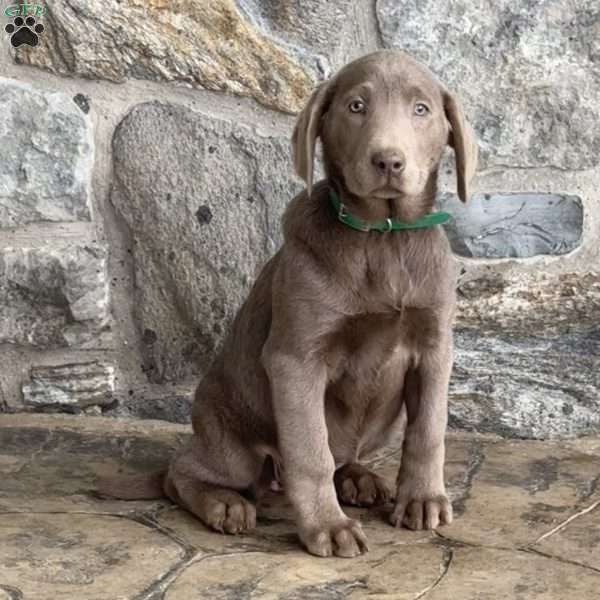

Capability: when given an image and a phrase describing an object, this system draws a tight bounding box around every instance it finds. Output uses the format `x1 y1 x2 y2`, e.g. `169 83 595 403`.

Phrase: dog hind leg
164 433 262 534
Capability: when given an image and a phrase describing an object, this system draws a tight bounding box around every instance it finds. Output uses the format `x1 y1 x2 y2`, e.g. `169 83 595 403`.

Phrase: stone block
14 0 322 113
377 0 600 170
22 362 115 410
0 78 93 228
238 0 357 75
111 101 301 381
450 273 600 438
439 192 584 258
117 382 195 424
0 244 110 348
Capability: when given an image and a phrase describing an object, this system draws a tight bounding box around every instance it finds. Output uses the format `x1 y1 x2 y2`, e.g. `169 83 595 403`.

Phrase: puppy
99 49 478 558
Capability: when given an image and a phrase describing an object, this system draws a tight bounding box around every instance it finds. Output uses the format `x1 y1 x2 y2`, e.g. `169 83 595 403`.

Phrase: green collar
329 189 451 232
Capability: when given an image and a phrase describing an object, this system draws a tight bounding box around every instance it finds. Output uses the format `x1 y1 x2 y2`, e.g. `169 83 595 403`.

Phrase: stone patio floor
1 414 599 599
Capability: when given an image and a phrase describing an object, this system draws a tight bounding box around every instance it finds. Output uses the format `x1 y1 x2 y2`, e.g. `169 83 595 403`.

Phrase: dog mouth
369 171 406 197
371 183 404 199
343 164 408 199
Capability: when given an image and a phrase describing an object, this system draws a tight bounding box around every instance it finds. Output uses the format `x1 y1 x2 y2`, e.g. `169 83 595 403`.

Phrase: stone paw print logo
5 15 44 47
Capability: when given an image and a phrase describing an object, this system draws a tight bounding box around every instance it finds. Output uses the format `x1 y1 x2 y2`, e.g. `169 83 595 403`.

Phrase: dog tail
95 470 167 500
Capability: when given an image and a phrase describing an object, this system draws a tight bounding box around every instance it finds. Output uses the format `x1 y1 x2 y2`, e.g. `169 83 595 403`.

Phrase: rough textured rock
456 272 600 336
238 0 357 75
377 0 600 170
450 329 600 439
439 192 584 258
0 244 110 348
112 101 301 382
444 438 600 548
0 78 93 228
426 547 600 599
0 414 186 513
2 414 600 598
165 545 445 600
536 504 600 571
117 382 195 423
22 362 116 410
449 273 600 439
0 513 184 599
14 0 317 113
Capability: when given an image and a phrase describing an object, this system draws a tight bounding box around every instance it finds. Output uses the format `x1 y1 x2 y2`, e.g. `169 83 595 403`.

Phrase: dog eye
414 102 430 116
349 100 366 114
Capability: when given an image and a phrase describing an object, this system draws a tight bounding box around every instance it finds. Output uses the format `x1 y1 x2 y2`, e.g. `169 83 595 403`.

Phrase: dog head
292 50 478 218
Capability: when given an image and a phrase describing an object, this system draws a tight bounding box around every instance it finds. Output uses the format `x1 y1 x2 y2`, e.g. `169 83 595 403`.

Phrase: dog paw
389 492 452 530
334 463 393 507
5 16 44 48
300 517 369 558
200 489 257 534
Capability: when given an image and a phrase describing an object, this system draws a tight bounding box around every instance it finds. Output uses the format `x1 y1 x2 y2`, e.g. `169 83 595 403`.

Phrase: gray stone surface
22 362 116 410
377 0 600 170
13 0 317 113
439 192 584 258
112 101 301 382
0 78 93 228
2 414 600 598
450 328 600 439
456 272 600 336
238 0 356 75
117 382 195 424
0 244 110 348
450 273 600 439
1 0 598 443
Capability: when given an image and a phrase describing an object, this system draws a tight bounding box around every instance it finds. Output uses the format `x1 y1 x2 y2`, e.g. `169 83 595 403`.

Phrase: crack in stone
0 508 196 600
367 549 402 569
134 550 276 600
523 546 600 575
434 527 600 577
412 546 453 600
132 551 198 600
433 530 514 554
132 513 197 556
0 509 197 600
473 201 528 238
528 499 600 547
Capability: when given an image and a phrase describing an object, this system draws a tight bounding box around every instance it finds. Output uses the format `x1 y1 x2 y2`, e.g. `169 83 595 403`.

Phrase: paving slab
425 547 600 600
1 414 599 599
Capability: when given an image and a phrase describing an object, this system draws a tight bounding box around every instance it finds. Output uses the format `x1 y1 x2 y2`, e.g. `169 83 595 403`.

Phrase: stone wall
0 0 598 439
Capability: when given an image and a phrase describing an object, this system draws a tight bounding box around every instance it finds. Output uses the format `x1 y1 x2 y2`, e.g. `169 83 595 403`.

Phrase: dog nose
371 151 405 175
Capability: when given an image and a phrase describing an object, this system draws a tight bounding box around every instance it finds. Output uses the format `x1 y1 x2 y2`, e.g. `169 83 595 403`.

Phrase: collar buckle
382 218 393 233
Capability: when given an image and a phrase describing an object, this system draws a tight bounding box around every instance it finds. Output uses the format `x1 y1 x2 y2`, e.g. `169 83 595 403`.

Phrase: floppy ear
292 80 333 196
443 89 478 203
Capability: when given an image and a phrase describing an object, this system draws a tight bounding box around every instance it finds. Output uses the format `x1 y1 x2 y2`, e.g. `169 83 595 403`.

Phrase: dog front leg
263 351 368 558
390 336 453 530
